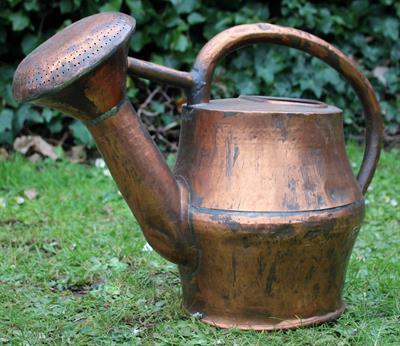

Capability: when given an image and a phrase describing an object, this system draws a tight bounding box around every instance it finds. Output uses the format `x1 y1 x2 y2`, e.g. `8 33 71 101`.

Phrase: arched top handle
188 23 383 195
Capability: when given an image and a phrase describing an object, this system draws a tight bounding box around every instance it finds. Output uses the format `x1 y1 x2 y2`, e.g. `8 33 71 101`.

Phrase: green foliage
69 121 95 148
0 0 399 147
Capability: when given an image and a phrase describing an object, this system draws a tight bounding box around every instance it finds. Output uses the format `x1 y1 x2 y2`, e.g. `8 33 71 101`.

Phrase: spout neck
88 99 197 267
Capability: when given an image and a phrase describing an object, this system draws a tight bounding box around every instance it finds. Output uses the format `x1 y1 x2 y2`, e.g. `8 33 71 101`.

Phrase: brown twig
137 86 162 118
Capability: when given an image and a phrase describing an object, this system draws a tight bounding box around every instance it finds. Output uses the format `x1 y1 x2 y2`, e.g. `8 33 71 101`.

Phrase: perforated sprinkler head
13 12 135 121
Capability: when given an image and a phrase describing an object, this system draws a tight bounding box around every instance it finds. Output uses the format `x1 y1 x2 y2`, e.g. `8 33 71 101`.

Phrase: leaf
99 0 122 12
169 0 199 14
13 135 58 160
166 153 176 168
299 79 323 98
165 14 183 29
23 189 38 200
315 66 343 91
15 104 42 132
21 33 40 55
233 74 259 95
9 12 30 31
151 100 165 114
69 121 94 148
42 108 56 122
48 119 63 134
187 12 205 25
126 0 146 22
4 84 19 108
254 50 285 85
129 31 149 52
0 109 13 132
382 17 399 40
161 114 174 125
0 65 14 81
60 0 73 14
53 145 65 159
232 50 252 69
73 0 82 8
372 66 389 85
170 33 188 52
23 0 39 11
318 8 333 34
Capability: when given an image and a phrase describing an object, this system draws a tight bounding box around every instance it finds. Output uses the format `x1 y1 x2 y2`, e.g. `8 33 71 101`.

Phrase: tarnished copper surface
13 13 383 331
88 100 197 266
189 23 382 194
11 12 197 267
175 96 362 212
128 57 193 89
180 200 364 330
175 94 366 329
13 12 135 103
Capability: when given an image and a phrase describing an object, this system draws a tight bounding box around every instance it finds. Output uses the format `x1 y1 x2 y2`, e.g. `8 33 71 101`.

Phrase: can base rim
198 305 345 331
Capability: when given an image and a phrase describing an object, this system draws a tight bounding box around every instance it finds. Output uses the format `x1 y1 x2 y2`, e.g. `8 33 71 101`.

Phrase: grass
0 143 399 345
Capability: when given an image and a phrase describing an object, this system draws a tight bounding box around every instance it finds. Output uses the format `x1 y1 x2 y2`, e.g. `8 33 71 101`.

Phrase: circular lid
13 12 135 102
190 95 341 114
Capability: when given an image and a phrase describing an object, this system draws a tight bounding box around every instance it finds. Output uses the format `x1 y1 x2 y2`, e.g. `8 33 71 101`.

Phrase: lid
13 12 135 102
189 95 341 114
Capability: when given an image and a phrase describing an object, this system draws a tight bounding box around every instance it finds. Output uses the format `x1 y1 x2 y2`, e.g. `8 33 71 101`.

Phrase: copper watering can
13 12 383 330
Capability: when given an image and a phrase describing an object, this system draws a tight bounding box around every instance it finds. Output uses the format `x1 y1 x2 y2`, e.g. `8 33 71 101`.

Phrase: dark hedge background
0 0 399 153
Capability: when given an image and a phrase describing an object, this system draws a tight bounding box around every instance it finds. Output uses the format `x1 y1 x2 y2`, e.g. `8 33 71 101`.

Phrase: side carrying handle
189 23 383 195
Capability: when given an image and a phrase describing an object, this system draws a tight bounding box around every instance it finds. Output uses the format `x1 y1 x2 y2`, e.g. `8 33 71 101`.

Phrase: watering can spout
12 12 197 267
87 100 195 266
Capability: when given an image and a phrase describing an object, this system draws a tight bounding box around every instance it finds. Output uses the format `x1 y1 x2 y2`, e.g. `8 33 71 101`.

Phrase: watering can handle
188 23 382 195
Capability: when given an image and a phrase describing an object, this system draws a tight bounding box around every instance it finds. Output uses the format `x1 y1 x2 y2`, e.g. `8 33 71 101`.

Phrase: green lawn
0 144 399 345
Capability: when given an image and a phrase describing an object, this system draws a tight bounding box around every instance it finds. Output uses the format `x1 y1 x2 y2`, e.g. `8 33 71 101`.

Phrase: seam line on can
84 96 127 126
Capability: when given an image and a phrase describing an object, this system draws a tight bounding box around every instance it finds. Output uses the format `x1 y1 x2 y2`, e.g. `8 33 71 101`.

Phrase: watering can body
12 12 383 330
175 96 364 329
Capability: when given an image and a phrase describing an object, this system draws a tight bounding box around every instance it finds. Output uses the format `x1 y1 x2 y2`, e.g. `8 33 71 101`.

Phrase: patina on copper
12 12 197 266
176 96 365 329
13 12 383 331
127 57 193 89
